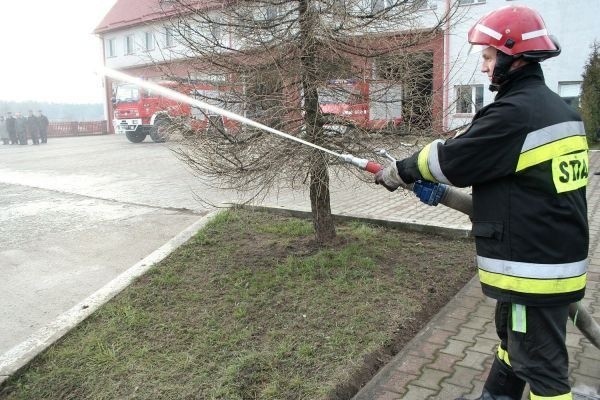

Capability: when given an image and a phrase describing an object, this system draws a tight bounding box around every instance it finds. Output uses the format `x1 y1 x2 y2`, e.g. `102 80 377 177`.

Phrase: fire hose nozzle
340 154 382 174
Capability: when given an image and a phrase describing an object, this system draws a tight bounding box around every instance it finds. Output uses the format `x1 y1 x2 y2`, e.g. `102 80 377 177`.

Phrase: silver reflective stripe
522 28 547 41
426 139 453 185
477 256 588 279
520 121 586 153
512 304 526 333
476 23 502 40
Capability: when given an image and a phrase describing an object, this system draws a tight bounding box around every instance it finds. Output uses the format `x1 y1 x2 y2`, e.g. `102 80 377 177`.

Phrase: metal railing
48 121 110 137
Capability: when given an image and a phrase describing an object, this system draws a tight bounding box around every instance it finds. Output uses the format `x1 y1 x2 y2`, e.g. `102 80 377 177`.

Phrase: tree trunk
299 0 336 244
309 155 336 243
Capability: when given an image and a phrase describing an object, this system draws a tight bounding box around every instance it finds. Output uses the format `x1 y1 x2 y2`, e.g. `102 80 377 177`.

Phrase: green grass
0 209 475 400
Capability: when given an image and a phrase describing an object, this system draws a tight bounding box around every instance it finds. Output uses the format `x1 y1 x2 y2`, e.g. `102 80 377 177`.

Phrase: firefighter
6 112 17 144
376 5 588 400
26 110 40 145
15 112 27 145
0 116 8 145
37 110 49 144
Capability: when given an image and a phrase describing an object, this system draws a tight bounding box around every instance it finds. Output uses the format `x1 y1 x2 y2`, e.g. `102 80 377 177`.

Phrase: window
107 38 116 58
558 82 581 109
372 0 429 12
266 4 283 19
211 19 222 42
371 0 392 13
165 26 175 47
334 0 346 9
124 35 135 55
144 32 155 51
459 0 485 5
413 0 431 9
456 85 484 114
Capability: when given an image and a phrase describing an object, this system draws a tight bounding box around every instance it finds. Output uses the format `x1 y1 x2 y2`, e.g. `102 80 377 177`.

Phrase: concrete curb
0 210 222 385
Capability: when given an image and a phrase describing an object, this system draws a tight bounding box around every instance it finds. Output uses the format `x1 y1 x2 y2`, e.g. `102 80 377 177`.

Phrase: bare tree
149 0 460 244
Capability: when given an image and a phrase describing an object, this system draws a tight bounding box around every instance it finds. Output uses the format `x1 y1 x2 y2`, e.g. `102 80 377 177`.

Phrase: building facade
95 0 600 133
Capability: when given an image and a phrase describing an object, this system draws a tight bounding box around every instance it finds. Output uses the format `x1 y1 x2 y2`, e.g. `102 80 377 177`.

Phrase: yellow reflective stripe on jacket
479 270 586 295
520 121 585 152
530 392 572 399
417 139 452 184
516 136 588 172
496 345 511 366
418 142 436 182
516 120 587 173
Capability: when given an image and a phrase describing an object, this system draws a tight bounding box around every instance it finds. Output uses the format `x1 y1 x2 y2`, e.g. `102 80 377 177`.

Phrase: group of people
0 110 49 145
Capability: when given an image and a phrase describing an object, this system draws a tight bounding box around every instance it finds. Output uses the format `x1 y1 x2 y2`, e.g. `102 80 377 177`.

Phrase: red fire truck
112 78 402 143
112 80 237 143
318 79 403 133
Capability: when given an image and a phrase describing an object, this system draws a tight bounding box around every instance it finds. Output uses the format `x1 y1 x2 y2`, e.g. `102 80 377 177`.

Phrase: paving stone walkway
348 151 600 399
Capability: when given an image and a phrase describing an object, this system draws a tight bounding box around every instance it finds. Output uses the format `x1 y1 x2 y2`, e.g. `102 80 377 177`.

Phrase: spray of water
98 66 342 158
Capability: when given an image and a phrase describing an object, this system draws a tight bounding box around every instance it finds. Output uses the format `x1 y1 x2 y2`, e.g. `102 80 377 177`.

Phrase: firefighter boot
455 357 526 400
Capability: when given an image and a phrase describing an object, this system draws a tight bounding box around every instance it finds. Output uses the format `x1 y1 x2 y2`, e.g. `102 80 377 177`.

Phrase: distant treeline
0 101 105 122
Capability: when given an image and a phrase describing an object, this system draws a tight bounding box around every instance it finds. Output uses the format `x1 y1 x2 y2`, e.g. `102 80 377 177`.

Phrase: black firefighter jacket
398 62 589 307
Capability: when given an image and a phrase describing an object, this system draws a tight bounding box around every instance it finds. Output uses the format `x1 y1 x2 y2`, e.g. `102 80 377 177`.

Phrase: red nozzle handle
365 161 383 174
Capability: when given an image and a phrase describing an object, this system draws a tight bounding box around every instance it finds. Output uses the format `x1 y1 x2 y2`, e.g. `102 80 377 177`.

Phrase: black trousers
494 301 571 398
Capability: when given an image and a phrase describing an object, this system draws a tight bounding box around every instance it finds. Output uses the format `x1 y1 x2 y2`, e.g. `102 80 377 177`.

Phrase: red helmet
468 5 560 61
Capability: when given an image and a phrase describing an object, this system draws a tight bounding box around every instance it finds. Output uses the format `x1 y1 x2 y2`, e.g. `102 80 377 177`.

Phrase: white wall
446 0 600 129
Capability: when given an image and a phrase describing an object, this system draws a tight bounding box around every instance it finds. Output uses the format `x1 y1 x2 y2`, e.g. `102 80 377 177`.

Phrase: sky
0 0 117 104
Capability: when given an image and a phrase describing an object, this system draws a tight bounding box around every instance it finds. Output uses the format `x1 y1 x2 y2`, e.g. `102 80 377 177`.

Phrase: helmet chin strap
489 50 516 92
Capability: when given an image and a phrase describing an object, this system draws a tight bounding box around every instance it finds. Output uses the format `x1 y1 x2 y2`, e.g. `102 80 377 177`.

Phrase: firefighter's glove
413 180 447 206
375 161 407 192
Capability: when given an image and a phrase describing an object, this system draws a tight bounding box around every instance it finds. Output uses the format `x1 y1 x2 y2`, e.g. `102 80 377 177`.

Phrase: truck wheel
150 118 170 143
126 130 147 143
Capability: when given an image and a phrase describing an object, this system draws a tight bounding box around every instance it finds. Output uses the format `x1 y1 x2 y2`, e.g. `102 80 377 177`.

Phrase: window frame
558 81 582 109
458 0 485 5
210 18 222 42
165 26 175 47
144 31 155 51
455 84 484 115
124 34 135 55
107 38 116 58
371 0 393 13
265 4 284 19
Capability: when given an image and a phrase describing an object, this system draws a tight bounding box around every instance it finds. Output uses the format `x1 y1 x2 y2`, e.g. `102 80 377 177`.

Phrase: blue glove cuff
412 180 447 206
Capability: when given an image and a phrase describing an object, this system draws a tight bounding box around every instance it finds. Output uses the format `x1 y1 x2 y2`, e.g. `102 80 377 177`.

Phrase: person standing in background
6 112 17 144
0 116 9 144
37 110 49 144
26 110 40 145
15 112 27 145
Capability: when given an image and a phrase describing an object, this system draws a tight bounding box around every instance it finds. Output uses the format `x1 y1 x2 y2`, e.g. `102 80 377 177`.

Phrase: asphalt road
0 135 238 357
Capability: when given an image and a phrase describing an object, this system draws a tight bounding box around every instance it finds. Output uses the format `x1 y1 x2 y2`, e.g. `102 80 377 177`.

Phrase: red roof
95 0 228 34
95 0 165 34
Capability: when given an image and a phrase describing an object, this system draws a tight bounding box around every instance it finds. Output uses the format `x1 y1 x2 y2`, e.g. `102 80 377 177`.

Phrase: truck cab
113 82 191 143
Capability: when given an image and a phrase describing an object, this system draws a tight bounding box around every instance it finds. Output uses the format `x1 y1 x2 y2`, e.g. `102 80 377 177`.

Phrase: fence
48 121 110 138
